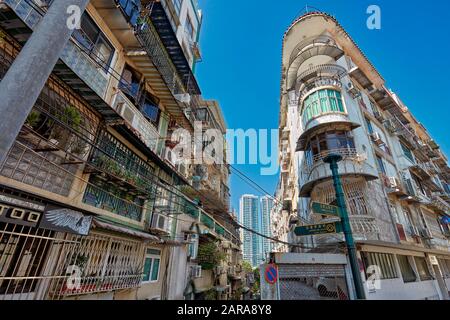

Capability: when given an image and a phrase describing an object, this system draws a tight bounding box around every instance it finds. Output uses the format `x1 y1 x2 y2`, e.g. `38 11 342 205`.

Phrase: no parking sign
264 264 278 285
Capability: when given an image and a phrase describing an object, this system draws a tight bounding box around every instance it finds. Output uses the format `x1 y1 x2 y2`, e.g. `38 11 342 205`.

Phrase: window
302 89 345 125
397 255 417 283
400 142 415 163
119 64 142 102
187 234 199 260
139 92 161 126
414 257 432 281
185 16 195 41
304 130 355 165
172 0 182 14
438 259 450 279
361 252 398 280
73 13 114 69
411 173 428 197
365 117 374 134
375 155 386 174
143 249 161 282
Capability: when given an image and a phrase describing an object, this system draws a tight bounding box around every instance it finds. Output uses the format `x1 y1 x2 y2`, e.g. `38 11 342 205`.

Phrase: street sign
294 221 343 236
264 264 278 285
312 202 340 217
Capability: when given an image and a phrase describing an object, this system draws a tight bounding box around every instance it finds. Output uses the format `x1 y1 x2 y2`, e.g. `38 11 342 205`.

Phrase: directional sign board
264 264 278 285
312 202 340 217
294 221 343 237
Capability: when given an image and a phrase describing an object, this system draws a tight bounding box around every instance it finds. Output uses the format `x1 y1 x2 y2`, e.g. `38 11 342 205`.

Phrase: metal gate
278 264 349 300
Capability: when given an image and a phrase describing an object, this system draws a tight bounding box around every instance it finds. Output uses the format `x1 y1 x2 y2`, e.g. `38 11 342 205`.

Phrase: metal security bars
0 222 76 300
47 232 145 299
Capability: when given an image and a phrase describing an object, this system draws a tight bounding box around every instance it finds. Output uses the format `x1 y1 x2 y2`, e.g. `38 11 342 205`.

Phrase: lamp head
323 153 343 164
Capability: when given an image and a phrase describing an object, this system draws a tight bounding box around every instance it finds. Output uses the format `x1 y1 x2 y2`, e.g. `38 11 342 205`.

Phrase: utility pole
323 154 366 300
0 0 89 164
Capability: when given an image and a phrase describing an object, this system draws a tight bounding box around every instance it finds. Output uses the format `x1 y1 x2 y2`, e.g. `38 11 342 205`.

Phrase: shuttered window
361 252 398 280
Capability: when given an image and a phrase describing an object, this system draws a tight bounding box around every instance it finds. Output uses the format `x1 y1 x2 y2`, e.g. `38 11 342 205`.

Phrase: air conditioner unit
370 132 383 145
150 212 168 233
346 81 360 98
165 148 175 166
389 177 399 188
191 265 202 278
420 228 433 239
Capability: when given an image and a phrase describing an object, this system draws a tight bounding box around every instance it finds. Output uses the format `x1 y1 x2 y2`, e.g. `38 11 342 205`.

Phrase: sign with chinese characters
294 221 343 237
40 205 92 236
312 202 340 217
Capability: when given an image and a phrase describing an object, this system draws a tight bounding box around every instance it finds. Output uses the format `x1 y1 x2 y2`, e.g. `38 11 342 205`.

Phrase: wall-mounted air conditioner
346 81 360 98
150 212 168 233
388 177 399 188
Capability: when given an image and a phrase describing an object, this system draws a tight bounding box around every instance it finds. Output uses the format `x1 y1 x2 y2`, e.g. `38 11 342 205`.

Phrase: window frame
413 256 433 282
142 248 162 283
397 255 417 283
400 142 415 163
72 13 115 70
361 251 398 280
301 88 346 126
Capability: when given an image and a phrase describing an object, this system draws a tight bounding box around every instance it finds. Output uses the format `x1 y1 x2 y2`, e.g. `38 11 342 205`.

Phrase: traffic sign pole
324 154 366 300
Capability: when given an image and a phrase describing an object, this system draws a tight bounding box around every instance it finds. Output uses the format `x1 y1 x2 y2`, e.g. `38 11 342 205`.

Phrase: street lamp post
323 154 366 300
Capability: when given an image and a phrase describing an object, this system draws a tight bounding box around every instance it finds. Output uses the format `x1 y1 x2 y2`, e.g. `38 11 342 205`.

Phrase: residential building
240 195 262 267
260 196 273 259
0 0 241 300
274 11 450 299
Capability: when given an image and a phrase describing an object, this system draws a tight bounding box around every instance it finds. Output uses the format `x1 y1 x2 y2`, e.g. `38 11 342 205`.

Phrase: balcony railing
303 148 359 173
47 232 145 299
83 182 144 222
135 15 186 97
0 141 77 197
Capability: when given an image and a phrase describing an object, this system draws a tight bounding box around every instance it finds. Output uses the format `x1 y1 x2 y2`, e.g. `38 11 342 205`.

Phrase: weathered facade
0 0 241 300
274 11 450 299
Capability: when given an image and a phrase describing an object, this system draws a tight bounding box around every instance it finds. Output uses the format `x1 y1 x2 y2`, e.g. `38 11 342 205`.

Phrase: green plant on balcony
25 110 41 128
49 105 83 148
70 137 88 156
197 241 227 270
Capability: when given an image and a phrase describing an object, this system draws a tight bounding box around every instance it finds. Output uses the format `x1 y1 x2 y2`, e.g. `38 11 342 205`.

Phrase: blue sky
195 0 450 213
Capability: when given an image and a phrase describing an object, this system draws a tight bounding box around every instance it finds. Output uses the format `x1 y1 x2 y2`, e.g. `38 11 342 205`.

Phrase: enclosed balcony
296 88 360 151
0 0 119 120
310 178 381 241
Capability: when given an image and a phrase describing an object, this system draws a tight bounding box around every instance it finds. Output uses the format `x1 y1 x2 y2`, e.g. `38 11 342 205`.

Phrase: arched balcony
299 130 378 197
287 35 345 90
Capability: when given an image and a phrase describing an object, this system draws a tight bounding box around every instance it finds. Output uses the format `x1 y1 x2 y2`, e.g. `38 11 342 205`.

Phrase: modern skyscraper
260 196 274 259
239 194 262 267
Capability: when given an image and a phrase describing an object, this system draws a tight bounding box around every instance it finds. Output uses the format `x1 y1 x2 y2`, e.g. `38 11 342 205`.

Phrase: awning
92 218 161 242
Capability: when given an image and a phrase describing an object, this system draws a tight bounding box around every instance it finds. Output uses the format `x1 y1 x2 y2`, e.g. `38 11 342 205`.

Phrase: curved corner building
273 12 450 299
